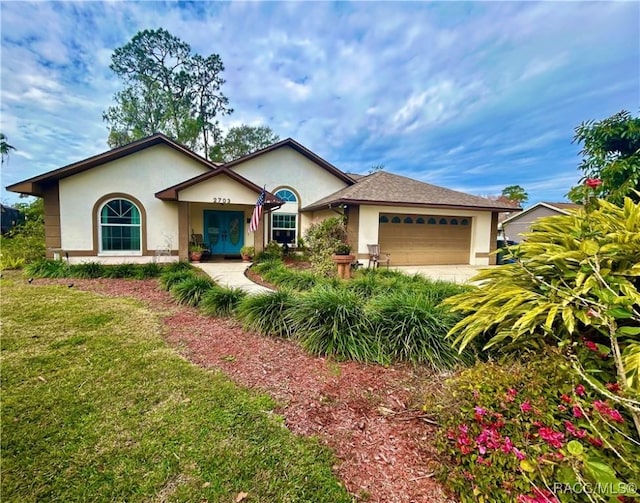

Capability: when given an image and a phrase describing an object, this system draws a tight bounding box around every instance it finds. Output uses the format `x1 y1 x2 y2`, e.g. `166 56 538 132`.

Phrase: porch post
254 208 266 254
489 212 499 265
178 201 189 261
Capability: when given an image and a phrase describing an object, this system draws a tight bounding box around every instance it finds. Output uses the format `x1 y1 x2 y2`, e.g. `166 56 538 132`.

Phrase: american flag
249 188 265 233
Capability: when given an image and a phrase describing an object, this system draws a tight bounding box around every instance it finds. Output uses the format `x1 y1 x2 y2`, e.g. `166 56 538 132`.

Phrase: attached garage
378 213 471 265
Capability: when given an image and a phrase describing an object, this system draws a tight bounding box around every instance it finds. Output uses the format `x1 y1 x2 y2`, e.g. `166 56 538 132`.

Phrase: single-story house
502 201 582 242
6 133 517 265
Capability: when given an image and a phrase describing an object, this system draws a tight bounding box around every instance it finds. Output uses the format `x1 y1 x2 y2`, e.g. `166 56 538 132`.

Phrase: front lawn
0 274 351 503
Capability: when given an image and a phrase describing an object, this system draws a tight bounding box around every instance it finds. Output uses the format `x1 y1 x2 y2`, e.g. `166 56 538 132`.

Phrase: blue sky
1 1 638 207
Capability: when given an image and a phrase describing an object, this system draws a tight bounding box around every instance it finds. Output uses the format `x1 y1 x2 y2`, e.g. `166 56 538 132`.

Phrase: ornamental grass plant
170 276 216 306
236 290 297 338
200 286 247 317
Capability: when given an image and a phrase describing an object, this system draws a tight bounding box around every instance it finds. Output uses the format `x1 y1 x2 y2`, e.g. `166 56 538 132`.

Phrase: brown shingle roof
541 202 583 211
302 171 519 212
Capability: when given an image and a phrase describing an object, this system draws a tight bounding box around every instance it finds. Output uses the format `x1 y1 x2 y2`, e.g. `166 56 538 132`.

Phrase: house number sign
212 197 231 204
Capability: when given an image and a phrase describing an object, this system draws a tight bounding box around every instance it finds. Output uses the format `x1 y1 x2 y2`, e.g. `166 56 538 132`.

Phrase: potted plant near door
189 243 205 263
240 245 254 262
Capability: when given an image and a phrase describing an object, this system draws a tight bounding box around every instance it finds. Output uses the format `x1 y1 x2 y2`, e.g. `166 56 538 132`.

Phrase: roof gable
302 171 519 212
155 166 283 206
6 133 219 196
502 201 582 225
223 138 355 185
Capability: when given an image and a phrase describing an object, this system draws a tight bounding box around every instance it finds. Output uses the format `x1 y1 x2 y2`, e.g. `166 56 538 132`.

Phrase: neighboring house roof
155 166 283 207
502 201 582 225
301 171 519 212
223 137 356 185
6 133 220 196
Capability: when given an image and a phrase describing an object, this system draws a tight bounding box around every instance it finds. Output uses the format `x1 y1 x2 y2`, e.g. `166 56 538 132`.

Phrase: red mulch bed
32 276 455 503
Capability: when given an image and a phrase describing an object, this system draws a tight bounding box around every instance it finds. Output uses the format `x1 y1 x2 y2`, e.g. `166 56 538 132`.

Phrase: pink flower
588 436 603 448
538 426 565 448
502 436 514 454
608 409 624 423
572 405 584 418
584 340 598 351
474 406 487 421
520 401 532 413
575 384 586 396
513 447 526 460
585 178 602 188
560 394 572 404
558 405 567 412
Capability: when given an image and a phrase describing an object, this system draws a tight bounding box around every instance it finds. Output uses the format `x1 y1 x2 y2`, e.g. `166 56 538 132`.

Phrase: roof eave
302 198 521 213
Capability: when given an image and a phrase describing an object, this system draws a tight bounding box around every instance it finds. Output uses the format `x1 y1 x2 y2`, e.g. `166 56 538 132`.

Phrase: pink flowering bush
429 349 639 502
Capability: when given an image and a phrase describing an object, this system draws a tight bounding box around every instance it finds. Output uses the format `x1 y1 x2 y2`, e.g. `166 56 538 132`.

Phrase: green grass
0 274 352 503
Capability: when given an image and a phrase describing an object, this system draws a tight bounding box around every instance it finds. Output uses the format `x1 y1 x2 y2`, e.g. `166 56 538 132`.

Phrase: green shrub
254 240 283 262
170 276 215 306
0 255 26 271
135 262 162 279
163 261 193 273
429 349 640 502
290 286 383 362
24 259 69 278
70 262 105 279
236 290 296 338
159 270 197 291
304 217 349 277
200 286 247 317
368 290 466 368
103 263 137 279
0 199 46 266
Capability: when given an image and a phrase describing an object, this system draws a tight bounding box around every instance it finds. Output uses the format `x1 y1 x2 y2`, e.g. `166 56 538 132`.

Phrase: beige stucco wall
358 205 494 266
59 144 209 253
178 175 260 204
230 146 348 209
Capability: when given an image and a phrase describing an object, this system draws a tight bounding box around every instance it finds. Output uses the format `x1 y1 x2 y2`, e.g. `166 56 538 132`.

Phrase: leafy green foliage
209 124 279 162
501 184 529 205
429 349 640 502
200 286 247 317
135 261 162 279
103 263 137 279
159 269 197 291
70 262 106 279
236 290 296 338
24 259 69 278
368 290 467 368
569 110 640 205
170 276 215 306
0 198 45 267
103 28 231 154
445 197 640 390
290 286 383 362
1 132 16 164
304 217 349 277
163 261 193 273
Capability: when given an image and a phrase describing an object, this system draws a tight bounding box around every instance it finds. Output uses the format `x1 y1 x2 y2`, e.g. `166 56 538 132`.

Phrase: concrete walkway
194 261 272 294
195 260 491 291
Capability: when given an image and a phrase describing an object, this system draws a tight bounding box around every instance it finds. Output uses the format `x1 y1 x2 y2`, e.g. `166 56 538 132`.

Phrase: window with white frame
271 189 298 245
99 199 141 253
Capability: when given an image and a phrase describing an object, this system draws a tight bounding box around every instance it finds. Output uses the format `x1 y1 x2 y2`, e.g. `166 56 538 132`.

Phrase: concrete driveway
391 264 493 283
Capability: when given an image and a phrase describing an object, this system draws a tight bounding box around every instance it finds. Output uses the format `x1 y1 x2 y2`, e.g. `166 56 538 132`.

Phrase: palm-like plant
1 133 16 164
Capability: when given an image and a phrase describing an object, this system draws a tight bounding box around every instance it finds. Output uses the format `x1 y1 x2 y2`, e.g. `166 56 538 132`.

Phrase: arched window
379 215 389 223
404 217 413 224
99 199 141 253
271 188 299 245
439 218 448 225
450 218 458 225
461 218 469 226
416 217 425 224
427 218 436 224
391 216 401 223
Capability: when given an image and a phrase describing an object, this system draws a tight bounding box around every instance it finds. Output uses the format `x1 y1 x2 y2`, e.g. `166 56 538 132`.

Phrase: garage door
378 213 471 265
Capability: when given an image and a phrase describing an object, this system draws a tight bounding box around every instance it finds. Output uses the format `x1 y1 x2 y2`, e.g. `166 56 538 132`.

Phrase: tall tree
209 125 280 162
103 28 231 153
501 185 528 205
1 133 16 165
568 110 640 205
